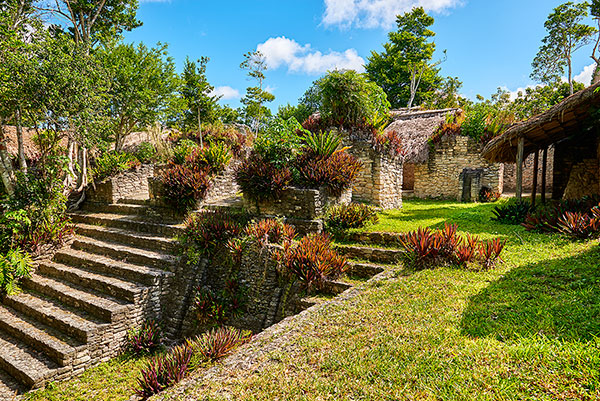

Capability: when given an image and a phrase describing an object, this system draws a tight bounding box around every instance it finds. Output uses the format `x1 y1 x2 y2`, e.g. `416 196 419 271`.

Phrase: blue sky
125 0 598 111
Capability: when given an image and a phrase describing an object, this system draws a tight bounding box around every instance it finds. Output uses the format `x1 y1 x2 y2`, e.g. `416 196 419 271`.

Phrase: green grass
26 199 600 400
160 199 600 400
23 354 152 401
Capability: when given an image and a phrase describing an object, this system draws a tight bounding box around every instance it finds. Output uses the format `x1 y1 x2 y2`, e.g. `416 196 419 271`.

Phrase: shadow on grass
461 246 600 342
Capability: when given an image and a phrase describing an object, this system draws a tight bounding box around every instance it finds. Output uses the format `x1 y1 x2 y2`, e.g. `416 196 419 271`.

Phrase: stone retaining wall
553 133 600 199
414 136 503 200
87 164 154 203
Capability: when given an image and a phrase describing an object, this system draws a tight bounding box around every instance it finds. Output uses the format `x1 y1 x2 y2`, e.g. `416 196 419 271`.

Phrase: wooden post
531 150 539 206
516 137 525 200
541 147 548 204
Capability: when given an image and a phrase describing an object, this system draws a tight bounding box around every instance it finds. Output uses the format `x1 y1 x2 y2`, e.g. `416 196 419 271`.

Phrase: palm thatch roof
384 108 459 163
482 82 600 163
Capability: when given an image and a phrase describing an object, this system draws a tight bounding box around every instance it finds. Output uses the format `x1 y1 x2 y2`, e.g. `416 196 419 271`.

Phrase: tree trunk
568 58 574 95
0 124 15 195
16 108 27 172
516 137 525 200
197 105 203 148
592 59 600 85
75 146 88 192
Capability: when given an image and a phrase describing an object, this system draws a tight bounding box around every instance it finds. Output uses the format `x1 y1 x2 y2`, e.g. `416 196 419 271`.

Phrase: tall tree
366 7 443 108
180 56 220 144
590 0 600 84
99 42 179 151
240 50 274 133
34 0 141 47
531 1 596 95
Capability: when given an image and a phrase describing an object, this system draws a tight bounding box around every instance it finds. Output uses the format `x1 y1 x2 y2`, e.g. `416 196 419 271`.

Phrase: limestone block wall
553 134 600 199
343 140 403 210
87 164 154 203
414 136 503 200
503 146 555 192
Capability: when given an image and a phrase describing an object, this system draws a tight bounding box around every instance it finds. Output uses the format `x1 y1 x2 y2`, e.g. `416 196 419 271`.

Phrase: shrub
400 224 505 270
461 106 488 142
187 326 251 364
313 70 391 128
277 233 347 291
187 142 232 175
492 200 531 225
302 130 343 158
324 203 378 232
557 211 600 239
193 280 246 325
181 210 248 257
134 142 158 164
479 186 501 203
254 117 305 168
135 343 193 398
235 152 292 203
92 151 140 181
126 320 163 356
189 124 249 158
478 238 506 270
0 248 33 295
294 150 361 197
158 164 210 212
243 219 296 247
372 130 404 158
521 196 600 233
172 139 198 165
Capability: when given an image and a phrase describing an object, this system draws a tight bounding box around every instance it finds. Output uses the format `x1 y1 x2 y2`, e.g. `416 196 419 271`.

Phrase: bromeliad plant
277 233 348 292
492 200 532 225
324 203 379 233
193 280 247 325
399 223 506 270
157 164 210 212
243 219 296 247
126 320 163 356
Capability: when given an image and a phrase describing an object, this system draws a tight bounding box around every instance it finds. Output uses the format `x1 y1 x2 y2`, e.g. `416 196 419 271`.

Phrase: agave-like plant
303 130 347 158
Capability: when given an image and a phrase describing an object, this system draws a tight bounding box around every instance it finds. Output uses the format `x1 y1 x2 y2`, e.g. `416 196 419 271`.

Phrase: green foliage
276 103 314 124
240 50 274 132
193 281 247 325
531 2 596 94
254 117 305 168
134 142 158 164
302 130 343 159
324 203 379 233
186 326 250 369
311 70 390 128
491 200 532 225
461 105 489 141
92 151 140 182
179 56 220 133
512 81 585 121
171 139 199 165
187 142 232 175
366 7 444 108
0 248 32 295
98 42 179 150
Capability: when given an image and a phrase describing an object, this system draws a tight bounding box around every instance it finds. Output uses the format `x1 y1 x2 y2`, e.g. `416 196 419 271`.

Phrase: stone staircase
0 199 182 399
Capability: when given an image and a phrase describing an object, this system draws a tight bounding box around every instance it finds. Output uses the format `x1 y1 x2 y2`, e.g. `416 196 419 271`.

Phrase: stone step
37 261 146 304
22 274 131 323
345 261 385 279
0 368 25 399
0 305 80 367
321 280 352 296
117 198 147 206
335 245 403 265
82 202 151 216
75 223 179 254
69 212 184 237
0 330 64 389
3 292 106 344
345 231 404 248
69 237 177 272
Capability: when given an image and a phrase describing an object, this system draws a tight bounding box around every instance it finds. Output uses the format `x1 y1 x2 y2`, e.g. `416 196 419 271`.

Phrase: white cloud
211 86 240 100
322 0 462 29
574 63 596 86
257 36 365 75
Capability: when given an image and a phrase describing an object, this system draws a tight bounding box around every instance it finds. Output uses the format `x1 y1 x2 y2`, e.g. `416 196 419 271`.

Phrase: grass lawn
161 199 600 400
25 199 600 400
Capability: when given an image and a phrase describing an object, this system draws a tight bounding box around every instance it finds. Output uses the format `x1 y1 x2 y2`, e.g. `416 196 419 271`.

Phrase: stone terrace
0 199 181 399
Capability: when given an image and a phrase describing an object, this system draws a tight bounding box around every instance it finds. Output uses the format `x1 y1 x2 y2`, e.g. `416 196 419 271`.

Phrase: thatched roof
384 108 459 163
482 82 600 163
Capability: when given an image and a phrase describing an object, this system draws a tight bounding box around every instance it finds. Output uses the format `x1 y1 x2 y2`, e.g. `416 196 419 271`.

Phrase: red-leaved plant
135 343 193 399
158 164 210 212
243 219 296 247
187 326 251 363
126 320 163 356
235 152 292 203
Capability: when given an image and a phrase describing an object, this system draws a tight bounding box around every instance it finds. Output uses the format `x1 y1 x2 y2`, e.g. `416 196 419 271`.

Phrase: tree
180 56 220 144
512 81 584 120
34 0 141 47
531 2 596 95
590 0 600 84
240 50 274 133
276 103 314 124
99 42 179 151
366 7 444 108
423 76 466 109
